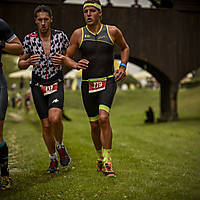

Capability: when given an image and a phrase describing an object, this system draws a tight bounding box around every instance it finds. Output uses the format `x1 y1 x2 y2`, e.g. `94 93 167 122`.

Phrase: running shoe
103 162 116 177
56 146 71 167
0 175 12 190
96 160 103 172
47 159 59 173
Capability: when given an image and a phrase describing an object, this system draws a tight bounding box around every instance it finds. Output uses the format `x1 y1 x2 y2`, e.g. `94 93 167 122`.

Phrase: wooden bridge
1 0 200 121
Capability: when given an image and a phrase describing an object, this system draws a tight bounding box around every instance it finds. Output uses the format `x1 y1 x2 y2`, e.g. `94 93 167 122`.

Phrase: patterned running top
23 29 69 85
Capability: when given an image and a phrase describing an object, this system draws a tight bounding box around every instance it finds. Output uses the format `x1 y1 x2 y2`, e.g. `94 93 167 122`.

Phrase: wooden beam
0 0 63 4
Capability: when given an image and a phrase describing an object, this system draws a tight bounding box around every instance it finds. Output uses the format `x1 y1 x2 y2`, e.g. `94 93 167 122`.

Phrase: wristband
120 63 127 69
0 40 5 49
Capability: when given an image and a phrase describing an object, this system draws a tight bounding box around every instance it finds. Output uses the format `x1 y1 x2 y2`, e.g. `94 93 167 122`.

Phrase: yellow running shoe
0 176 12 190
103 162 116 178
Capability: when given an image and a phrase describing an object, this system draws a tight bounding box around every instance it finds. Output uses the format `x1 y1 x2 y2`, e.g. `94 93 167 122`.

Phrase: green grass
1 86 200 200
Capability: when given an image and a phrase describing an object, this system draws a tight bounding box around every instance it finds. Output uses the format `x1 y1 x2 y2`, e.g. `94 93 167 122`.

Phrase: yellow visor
83 3 102 10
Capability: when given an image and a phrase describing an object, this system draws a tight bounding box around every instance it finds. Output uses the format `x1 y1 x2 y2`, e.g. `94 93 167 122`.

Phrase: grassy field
0 86 200 200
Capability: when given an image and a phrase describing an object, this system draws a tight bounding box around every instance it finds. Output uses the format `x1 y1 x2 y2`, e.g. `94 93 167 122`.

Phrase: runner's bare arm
109 26 130 81
2 37 23 55
18 53 40 69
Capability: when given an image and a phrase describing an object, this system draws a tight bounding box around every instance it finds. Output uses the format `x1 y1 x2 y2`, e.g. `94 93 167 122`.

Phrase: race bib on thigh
88 79 107 93
40 82 58 96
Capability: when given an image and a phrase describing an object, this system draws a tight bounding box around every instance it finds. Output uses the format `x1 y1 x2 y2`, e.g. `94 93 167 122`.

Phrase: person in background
16 92 22 110
145 106 154 123
19 76 24 90
132 0 142 8
24 89 31 113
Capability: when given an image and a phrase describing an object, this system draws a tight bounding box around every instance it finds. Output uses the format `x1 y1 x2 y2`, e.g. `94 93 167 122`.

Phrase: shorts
0 87 8 120
81 77 117 121
31 82 64 119
0 69 8 120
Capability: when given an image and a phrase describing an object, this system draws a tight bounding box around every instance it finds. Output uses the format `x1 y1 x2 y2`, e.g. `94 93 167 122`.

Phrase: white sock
49 152 57 160
56 141 64 149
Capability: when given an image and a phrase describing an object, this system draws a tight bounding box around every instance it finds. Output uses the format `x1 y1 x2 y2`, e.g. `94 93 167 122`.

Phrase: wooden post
158 81 179 122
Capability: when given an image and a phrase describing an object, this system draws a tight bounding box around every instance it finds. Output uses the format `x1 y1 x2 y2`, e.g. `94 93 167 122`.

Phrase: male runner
0 18 23 189
18 5 81 173
58 0 129 177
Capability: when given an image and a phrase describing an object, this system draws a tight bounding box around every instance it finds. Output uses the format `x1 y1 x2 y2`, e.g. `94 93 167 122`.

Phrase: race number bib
89 79 107 93
40 82 58 96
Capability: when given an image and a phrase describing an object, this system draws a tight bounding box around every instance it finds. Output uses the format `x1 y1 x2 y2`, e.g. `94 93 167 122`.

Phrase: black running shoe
47 159 59 173
56 146 71 167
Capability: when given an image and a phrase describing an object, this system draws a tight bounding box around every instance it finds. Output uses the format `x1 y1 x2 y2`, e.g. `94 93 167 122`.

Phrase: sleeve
23 35 31 55
62 32 70 50
0 18 16 42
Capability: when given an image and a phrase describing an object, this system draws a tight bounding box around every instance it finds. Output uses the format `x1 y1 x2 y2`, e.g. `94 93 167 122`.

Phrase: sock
96 149 103 161
56 141 64 149
103 148 112 163
0 139 9 176
49 152 57 160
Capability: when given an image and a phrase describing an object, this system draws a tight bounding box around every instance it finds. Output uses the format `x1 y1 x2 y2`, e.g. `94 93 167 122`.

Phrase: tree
148 0 173 8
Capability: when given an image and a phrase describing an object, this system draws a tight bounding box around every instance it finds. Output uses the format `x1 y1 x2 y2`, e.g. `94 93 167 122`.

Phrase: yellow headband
83 3 102 10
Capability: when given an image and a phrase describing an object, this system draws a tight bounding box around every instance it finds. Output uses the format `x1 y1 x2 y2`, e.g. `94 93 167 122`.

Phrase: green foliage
1 87 200 200
1 54 24 89
193 67 200 81
117 74 141 88
181 68 200 88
